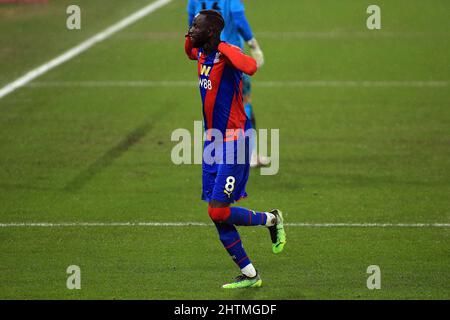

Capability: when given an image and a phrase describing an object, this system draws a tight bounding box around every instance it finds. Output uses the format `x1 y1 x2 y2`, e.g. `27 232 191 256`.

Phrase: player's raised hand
247 38 264 68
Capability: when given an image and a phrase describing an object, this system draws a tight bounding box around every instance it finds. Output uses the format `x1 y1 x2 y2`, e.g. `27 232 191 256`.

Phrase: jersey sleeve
184 36 199 60
187 0 196 26
231 11 254 42
230 0 245 12
218 42 257 75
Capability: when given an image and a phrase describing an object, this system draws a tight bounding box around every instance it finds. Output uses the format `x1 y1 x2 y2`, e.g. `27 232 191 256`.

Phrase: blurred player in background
185 10 286 289
187 0 269 167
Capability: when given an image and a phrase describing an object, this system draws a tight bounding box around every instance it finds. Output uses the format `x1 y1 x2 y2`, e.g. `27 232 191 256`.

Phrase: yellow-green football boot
222 273 262 289
268 209 286 254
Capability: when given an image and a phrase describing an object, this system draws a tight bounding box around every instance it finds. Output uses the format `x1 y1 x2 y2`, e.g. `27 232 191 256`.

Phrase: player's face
188 14 210 48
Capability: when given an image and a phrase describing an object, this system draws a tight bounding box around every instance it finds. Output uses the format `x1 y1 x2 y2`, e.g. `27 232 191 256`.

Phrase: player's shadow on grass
63 121 152 192
230 287 262 300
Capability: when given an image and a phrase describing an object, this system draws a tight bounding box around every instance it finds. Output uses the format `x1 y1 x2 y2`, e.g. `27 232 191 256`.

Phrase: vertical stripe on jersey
198 61 208 131
202 56 224 133
225 79 246 134
212 64 241 134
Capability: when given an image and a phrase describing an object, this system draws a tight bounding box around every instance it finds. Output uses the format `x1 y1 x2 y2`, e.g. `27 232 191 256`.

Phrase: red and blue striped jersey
185 37 257 140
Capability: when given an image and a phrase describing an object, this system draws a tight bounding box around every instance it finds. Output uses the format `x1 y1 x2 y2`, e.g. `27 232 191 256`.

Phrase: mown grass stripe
0 222 448 228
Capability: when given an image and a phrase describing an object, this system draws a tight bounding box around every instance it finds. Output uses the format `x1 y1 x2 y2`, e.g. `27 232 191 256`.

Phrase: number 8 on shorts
224 176 235 198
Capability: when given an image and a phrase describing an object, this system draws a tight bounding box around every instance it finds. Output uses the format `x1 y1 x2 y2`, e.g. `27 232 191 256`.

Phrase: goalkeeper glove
247 38 264 68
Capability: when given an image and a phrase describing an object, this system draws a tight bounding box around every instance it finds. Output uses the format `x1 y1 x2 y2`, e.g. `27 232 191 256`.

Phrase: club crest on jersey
200 65 211 77
213 52 221 63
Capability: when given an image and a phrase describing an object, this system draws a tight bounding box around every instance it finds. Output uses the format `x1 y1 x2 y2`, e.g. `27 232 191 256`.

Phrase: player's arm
230 0 264 67
218 42 257 76
184 36 199 60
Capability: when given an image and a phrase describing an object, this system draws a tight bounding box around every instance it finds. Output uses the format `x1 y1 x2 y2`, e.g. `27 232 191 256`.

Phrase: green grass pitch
0 0 449 299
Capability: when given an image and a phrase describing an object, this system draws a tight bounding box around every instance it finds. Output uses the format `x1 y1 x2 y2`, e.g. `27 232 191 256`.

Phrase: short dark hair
199 9 225 32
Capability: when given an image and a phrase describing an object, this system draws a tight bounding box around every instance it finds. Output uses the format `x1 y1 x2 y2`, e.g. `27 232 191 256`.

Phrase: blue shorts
201 139 251 204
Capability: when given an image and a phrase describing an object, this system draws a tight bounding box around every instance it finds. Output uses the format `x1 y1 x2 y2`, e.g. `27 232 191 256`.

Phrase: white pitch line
26 80 449 88
0 0 172 100
27 80 196 88
0 222 449 228
257 80 449 88
257 31 450 39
